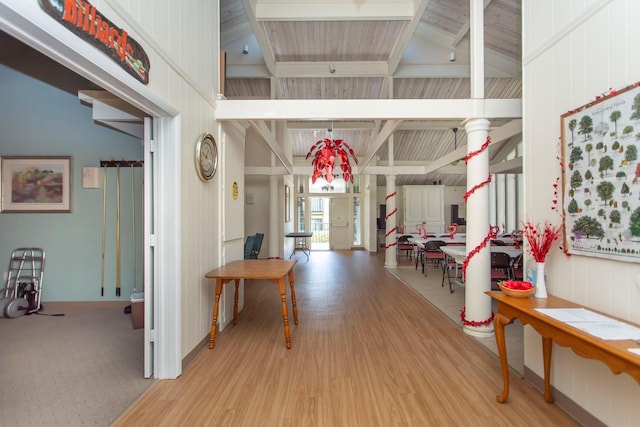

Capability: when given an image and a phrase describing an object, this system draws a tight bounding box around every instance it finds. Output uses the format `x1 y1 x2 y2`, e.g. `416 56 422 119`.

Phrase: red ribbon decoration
446 223 458 239
384 192 398 250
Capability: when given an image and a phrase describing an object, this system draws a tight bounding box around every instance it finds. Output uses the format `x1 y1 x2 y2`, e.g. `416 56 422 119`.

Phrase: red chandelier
306 138 359 183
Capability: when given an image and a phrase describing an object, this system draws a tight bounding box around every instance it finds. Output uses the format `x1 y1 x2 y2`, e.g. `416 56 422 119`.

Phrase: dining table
205 259 298 349
440 245 523 292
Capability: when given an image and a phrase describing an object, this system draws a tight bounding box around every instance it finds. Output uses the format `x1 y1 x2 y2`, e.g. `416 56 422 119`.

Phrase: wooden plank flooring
113 250 579 426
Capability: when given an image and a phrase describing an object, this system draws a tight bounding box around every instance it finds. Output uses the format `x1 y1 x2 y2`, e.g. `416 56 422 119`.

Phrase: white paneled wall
524 1 640 425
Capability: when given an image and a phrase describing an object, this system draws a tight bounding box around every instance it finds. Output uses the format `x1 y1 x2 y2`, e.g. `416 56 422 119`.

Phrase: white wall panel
523 1 640 425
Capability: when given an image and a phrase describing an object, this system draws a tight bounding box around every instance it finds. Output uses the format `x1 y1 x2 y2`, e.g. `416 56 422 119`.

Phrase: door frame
0 6 182 379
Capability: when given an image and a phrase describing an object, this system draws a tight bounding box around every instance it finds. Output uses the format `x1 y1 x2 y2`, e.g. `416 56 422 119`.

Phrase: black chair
511 253 523 281
422 240 446 274
397 235 414 259
441 252 462 293
490 251 512 287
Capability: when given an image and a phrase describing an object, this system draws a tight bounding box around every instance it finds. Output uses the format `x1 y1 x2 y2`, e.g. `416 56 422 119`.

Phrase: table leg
233 279 240 325
278 277 292 349
494 312 514 403
209 278 223 349
542 337 555 403
288 270 298 325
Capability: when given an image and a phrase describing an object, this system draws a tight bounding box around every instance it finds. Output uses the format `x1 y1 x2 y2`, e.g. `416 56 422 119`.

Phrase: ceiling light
329 64 336 74
449 51 456 62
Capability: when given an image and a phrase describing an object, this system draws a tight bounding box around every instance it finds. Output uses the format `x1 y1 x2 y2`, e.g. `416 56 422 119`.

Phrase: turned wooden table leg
209 278 223 349
233 279 240 325
288 270 298 325
278 277 292 349
542 336 554 403
494 312 515 403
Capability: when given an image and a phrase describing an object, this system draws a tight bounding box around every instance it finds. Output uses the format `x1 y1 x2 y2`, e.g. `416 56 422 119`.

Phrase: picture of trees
561 82 640 262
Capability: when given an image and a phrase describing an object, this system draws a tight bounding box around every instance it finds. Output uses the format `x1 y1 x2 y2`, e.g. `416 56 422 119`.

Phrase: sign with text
39 0 150 84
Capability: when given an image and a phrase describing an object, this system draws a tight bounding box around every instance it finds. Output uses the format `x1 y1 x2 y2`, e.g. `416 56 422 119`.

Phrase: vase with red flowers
522 220 563 298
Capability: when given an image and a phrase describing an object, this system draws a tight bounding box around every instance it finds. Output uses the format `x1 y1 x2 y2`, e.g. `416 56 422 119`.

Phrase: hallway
114 250 577 426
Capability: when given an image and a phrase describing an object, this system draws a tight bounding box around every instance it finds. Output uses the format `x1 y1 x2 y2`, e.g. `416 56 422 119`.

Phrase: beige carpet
387 262 524 376
0 302 153 427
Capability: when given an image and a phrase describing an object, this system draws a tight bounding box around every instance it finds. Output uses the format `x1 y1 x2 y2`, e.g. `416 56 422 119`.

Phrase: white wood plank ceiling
220 0 522 187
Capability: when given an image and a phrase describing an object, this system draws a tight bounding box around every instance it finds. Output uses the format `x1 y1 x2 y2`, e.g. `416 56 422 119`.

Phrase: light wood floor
114 250 579 426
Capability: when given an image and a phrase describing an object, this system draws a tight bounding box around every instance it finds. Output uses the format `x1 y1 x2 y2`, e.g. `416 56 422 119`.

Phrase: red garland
460 306 494 327
461 225 499 278
384 192 398 250
463 176 492 202
464 136 491 164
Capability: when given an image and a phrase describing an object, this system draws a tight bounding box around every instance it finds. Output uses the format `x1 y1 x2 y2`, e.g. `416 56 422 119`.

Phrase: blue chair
251 233 264 259
244 235 257 259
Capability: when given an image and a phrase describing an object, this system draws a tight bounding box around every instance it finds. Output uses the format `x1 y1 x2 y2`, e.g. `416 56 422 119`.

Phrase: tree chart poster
561 81 640 263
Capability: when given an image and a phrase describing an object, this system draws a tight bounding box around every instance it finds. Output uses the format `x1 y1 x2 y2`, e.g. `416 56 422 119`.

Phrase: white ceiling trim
254 0 415 20
275 61 389 77
216 98 522 121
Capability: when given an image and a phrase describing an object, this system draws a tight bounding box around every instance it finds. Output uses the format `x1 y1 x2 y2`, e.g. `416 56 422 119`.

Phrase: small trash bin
130 292 144 329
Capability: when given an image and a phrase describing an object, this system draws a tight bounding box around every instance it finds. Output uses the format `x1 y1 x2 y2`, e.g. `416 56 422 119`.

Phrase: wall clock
195 133 218 181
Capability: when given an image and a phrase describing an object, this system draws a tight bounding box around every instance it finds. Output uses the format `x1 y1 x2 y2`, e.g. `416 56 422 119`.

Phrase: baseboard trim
524 366 607 427
183 334 210 371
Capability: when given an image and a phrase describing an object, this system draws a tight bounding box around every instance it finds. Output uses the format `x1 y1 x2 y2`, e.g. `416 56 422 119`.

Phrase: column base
463 325 494 338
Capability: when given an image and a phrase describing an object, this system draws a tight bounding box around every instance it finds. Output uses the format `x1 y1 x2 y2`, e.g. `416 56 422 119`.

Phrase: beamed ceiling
220 0 523 186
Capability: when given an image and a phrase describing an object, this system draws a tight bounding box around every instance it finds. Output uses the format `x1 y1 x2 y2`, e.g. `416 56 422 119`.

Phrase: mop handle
131 165 136 294
116 165 121 297
101 166 107 297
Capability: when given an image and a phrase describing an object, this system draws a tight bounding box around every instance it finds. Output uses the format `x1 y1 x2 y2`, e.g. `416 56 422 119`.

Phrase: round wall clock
195 133 218 182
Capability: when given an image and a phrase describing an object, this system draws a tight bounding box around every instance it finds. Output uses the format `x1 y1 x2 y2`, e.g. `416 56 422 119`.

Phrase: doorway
309 197 330 250
330 197 350 249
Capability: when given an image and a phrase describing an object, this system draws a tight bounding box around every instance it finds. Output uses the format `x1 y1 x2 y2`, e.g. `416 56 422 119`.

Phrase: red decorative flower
522 220 563 262
306 138 359 183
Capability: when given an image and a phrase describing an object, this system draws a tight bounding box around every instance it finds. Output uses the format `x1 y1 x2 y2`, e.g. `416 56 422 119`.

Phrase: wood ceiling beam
358 119 404 171
388 0 431 74
248 120 293 174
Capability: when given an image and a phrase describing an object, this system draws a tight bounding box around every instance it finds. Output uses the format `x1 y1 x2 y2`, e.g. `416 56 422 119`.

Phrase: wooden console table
205 259 298 349
487 291 640 403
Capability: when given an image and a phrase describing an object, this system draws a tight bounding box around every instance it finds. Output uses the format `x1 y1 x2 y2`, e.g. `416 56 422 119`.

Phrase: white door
143 117 155 378
330 198 350 249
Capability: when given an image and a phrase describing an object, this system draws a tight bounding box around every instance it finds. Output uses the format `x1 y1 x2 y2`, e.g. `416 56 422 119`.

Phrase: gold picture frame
1 156 72 213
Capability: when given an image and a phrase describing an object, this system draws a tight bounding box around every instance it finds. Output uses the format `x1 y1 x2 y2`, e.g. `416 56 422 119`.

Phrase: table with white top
440 245 523 292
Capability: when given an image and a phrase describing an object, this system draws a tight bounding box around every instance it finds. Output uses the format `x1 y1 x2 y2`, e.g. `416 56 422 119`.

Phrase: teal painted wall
0 64 143 302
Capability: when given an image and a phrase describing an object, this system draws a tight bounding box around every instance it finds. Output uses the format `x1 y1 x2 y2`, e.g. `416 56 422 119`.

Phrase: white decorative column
384 174 398 267
268 175 279 258
463 118 493 337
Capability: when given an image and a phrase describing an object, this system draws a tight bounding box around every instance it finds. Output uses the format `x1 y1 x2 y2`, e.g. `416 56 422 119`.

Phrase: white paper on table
535 308 614 323
535 308 640 340
629 348 640 356
568 321 640 340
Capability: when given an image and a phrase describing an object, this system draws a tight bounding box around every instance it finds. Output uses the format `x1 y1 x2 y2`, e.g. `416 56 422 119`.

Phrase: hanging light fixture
306 128 359 183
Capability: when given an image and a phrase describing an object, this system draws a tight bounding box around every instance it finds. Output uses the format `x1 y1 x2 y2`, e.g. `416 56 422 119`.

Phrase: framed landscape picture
1 156 72 213
560 82 640 262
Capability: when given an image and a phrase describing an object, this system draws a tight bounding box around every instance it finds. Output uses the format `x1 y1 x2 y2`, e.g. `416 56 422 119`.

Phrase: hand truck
0 248 45 318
